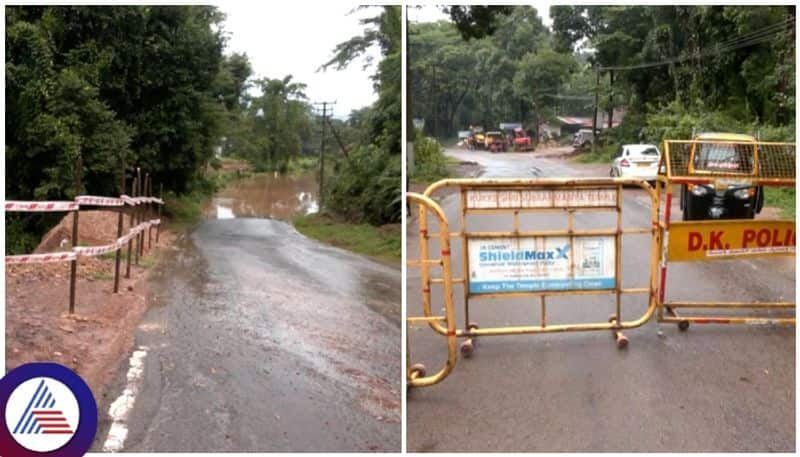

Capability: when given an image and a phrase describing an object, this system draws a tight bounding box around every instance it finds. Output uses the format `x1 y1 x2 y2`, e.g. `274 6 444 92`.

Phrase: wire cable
600 17 793 71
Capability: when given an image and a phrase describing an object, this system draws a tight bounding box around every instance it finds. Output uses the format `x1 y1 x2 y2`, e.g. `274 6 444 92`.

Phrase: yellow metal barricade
406 193 458 388
656 139 796 329
407 177 661 387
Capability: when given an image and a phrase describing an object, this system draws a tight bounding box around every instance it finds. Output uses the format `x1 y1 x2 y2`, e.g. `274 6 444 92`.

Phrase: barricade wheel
409 363 426 378
460 339 475 358
616 334 629 349
678 320 690 331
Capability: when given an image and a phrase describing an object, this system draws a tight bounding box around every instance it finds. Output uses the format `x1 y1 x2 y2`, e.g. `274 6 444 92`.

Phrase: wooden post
113 211 123 293
148 174 153 250
127 176 137 277
136 168 143 263
69 154 82 314
156 183 162 243
113 156 125 293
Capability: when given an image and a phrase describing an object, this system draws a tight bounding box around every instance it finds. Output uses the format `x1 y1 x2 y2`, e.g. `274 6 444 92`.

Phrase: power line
600 17 794 71
541 93 594 101
715 16 794 48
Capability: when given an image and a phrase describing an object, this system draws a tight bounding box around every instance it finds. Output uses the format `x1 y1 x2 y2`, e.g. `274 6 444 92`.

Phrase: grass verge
286 155 322 176
764 187 796 219
410 156 460 185
573 144 615 164
293 213 400 266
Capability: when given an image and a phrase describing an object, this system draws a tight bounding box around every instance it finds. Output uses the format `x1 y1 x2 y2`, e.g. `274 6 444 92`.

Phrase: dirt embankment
6 210 175 401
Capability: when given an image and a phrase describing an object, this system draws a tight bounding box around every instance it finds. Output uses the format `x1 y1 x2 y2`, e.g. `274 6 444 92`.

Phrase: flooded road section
98 173 400 452
202 172 319 219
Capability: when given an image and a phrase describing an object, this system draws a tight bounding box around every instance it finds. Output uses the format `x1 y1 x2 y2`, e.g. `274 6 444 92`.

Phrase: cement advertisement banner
468 235 616 294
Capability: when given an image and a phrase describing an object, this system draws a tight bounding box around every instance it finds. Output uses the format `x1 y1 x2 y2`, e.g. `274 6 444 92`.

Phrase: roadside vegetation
6 6 250 253
764 187 796 219
293 214 400 264
289 6 401 262
6 6 402 262
410 6 795 213
411 6 794 149
410 133 455 184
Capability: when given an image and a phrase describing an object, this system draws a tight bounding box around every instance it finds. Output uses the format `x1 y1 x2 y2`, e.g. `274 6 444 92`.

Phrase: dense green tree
5 5 241 253
240 76 311 172
411 5 794 147
6 6 230 197
513 50 579 141
550 5 795 128
321 6 401 225
410 7 567 138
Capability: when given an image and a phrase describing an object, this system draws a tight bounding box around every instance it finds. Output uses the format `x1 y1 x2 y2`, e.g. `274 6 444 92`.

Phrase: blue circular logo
0 363 97 456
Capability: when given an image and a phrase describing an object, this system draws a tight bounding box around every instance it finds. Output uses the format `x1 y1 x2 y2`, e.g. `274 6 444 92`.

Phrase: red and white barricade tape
119 195 163 206
5 201 79 212
6 252 77 264
6 195 161 211
75 195 125 207
6 217 163 263
74 242 120 258
120 195 138 205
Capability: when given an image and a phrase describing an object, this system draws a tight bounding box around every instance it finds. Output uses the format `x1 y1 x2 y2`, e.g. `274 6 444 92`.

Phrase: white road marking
102 347 148 452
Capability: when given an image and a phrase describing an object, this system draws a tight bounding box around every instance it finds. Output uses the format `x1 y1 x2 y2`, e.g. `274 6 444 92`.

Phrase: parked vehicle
464 125 485 150
680 132 763 220
610 144 661 182
573 128 594 148
466 126 485 150
485 131 507 152
511 127 533 151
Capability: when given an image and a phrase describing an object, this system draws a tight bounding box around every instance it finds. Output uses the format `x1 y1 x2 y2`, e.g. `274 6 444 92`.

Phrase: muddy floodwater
97 171 401 452
202 172 318 220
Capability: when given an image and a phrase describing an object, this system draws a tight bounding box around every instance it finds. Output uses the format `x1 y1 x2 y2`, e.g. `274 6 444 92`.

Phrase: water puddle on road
202 172 318 221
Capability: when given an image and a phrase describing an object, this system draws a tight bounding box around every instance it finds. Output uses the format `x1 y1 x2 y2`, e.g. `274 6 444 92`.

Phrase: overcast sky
215 2 381 119
407 4 553 28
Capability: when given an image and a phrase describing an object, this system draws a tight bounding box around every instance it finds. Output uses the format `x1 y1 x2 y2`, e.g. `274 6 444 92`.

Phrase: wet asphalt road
407 148 795 452
97 213 400 451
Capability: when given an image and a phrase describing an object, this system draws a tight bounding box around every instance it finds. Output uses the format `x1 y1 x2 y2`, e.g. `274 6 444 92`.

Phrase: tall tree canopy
6 5 233 199
410 6 576 140
321 6 401 225
410 5 794 143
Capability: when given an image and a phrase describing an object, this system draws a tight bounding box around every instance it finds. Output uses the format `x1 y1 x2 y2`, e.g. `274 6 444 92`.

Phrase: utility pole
313 101 336 210
592 65 600 155
325 116 349 157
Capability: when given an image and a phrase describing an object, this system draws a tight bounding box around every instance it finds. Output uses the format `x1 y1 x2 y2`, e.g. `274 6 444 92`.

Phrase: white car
610 144 661 181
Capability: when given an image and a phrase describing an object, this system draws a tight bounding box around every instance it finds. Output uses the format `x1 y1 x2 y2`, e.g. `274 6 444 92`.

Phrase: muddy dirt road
407 147 794 452
95 173 400 452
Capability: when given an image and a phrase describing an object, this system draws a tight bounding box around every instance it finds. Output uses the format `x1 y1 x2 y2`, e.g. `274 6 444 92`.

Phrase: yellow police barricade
406 193 458 388
407 178 661 387
655 139 795 329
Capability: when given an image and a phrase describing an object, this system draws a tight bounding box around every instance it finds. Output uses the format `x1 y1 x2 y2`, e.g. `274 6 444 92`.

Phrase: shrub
411 133 450 182
325 145 401 225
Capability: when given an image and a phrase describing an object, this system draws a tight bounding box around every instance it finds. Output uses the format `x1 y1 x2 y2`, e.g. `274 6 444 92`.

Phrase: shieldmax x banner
467 236 616 294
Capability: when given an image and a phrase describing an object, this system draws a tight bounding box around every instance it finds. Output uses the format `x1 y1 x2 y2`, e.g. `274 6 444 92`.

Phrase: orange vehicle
511 127 533 151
